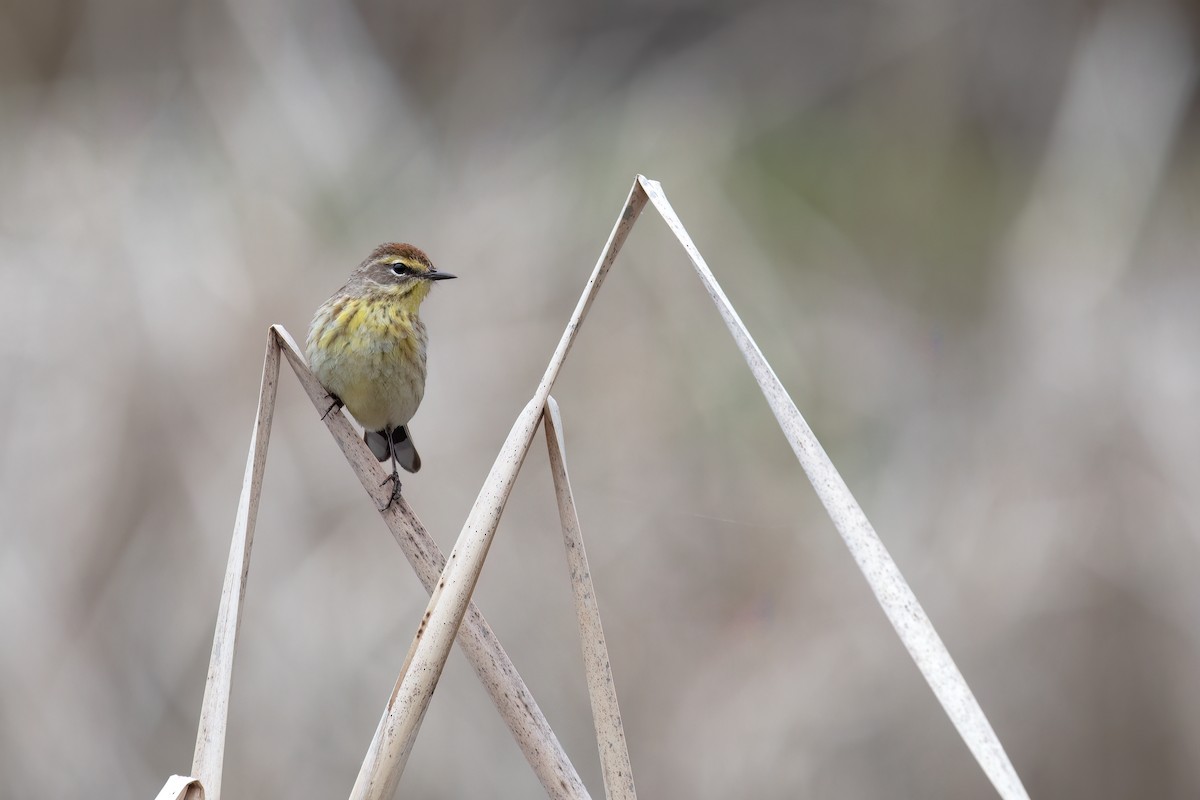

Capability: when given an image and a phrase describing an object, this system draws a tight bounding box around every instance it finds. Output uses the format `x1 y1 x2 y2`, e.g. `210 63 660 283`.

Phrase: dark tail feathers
364 425 421 473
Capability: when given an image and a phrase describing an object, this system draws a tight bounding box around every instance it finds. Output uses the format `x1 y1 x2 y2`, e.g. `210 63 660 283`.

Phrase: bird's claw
378 472 402 511
321 394 344 421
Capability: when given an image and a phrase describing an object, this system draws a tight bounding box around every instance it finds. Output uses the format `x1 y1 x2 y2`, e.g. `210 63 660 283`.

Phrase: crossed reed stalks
156 176 1028 800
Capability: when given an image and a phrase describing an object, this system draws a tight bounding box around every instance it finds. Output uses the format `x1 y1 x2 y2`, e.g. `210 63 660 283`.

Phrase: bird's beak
427 271 457 281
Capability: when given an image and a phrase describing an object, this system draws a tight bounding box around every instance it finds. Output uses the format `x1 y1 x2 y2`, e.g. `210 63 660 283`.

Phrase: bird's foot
378 472 403 511
321 393 344 421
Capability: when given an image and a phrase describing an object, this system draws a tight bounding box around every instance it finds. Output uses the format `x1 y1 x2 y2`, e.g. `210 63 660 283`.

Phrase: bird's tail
364 426 421 473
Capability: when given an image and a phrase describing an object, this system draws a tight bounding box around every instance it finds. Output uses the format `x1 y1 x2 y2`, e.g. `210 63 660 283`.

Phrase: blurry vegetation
2 1 1199 798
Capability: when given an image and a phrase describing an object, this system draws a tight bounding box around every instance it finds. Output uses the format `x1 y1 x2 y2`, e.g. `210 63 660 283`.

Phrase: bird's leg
321 393 344 420
378 426 403 511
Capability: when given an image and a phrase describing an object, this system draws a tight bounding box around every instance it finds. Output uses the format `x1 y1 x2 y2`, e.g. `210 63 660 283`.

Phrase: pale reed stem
544 397 637 800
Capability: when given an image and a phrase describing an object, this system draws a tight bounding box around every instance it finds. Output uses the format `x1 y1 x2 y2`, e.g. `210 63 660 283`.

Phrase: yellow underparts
308 287 430 432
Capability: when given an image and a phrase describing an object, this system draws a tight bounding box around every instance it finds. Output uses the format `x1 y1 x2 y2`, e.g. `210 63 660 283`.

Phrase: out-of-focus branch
1002 1 1197 325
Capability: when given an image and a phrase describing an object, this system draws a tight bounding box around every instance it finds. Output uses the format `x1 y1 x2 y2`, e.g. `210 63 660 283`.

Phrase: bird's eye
390 262 412 276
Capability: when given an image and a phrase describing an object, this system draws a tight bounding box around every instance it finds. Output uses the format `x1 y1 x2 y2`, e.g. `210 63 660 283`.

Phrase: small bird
306 243 456 509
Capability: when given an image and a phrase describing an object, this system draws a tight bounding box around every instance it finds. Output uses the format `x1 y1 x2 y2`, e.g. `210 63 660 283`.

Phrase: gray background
2 0 1198 797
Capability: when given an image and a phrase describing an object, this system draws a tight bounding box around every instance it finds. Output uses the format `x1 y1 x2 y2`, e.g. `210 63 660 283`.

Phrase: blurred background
2 0 1198 797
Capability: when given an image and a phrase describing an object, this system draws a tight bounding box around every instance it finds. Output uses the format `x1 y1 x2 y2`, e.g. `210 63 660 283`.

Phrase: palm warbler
306 242 456 508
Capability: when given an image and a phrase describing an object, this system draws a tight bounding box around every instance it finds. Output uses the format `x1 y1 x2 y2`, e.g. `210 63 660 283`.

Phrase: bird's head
357 242 456 305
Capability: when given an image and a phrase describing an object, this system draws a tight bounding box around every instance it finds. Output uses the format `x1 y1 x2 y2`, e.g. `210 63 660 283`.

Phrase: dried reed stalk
155 775 202 800
179 326 592 800
185 333 280 800
544 397 637 800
